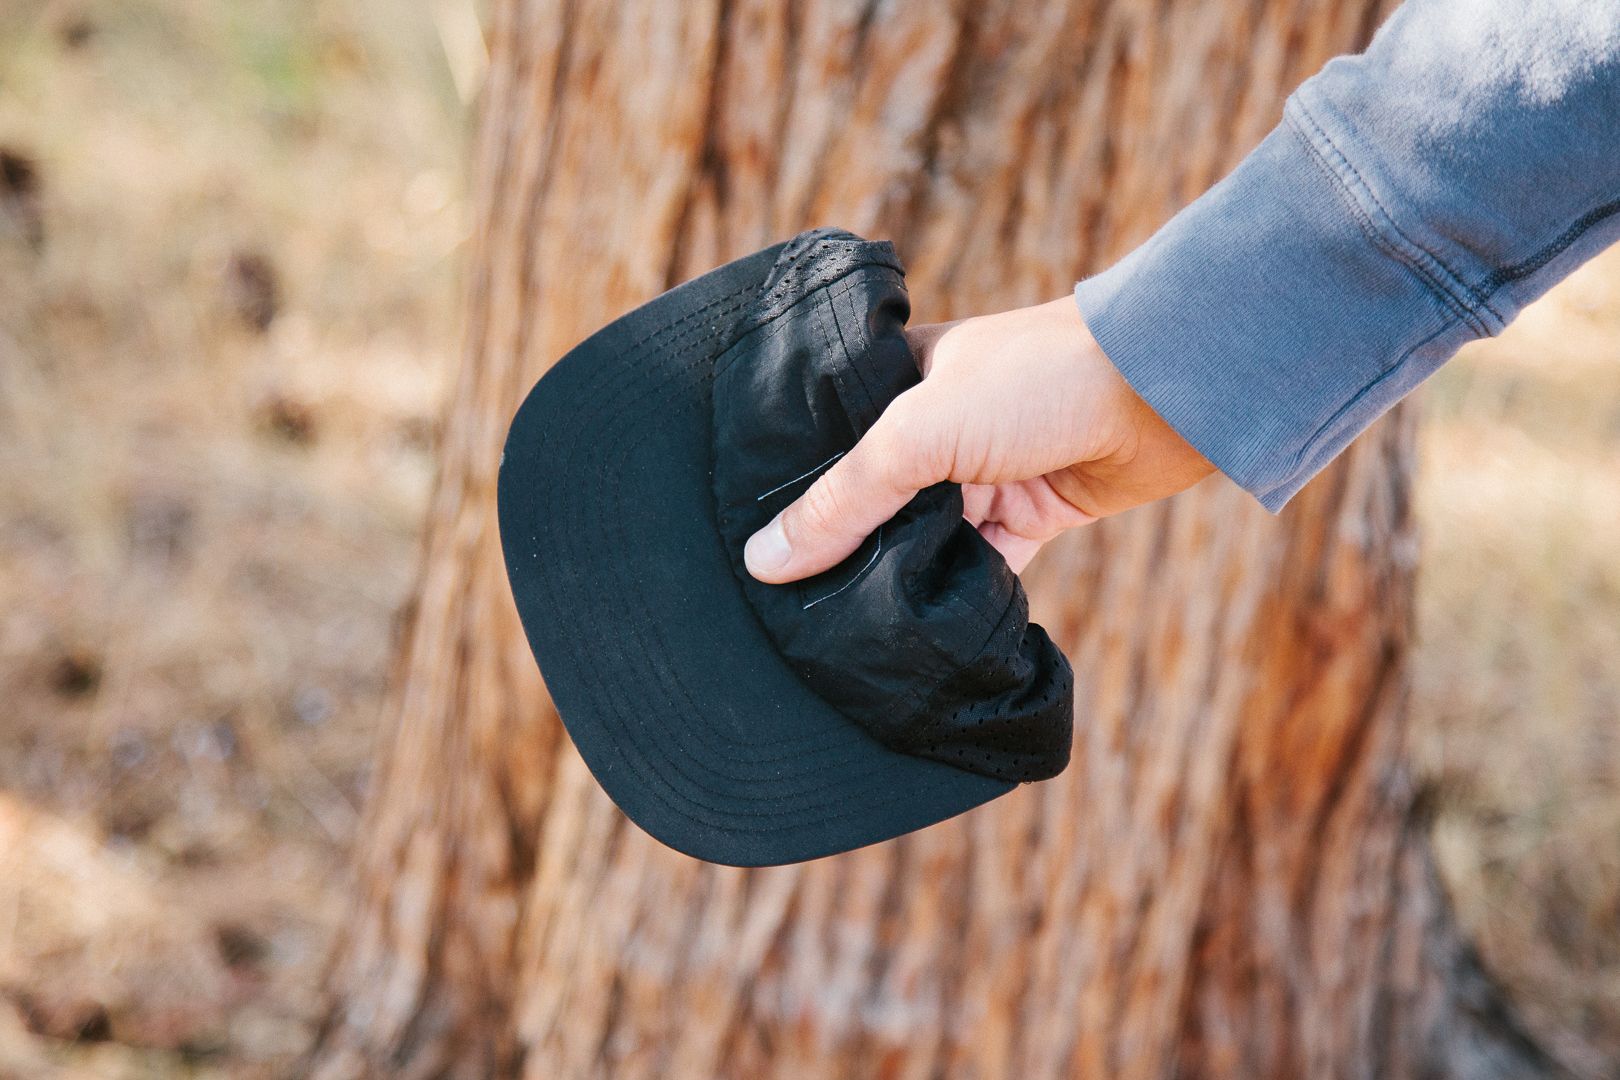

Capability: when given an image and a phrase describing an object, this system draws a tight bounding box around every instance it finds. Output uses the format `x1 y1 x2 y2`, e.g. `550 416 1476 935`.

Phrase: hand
743 296 1215 582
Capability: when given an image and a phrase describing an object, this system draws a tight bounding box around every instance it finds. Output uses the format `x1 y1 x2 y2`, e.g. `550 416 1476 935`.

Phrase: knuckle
790 475 849 543
868 394 938 487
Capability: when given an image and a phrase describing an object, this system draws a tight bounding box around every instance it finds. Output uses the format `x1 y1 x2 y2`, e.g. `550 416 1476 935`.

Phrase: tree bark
311 1 1565 1078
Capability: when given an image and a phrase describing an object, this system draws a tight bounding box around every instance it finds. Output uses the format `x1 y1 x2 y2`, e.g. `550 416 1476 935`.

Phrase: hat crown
710 229 1073 784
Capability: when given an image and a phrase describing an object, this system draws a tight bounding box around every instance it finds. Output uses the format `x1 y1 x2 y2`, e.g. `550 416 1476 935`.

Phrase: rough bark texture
311 2 1565 1078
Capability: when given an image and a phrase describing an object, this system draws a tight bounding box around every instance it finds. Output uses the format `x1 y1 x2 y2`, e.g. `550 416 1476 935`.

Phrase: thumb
744 390 938 584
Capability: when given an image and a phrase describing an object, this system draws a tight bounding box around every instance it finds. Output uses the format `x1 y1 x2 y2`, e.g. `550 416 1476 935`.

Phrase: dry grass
0 0 462 1074
1414 248 1620 1068
0 0 1617 1075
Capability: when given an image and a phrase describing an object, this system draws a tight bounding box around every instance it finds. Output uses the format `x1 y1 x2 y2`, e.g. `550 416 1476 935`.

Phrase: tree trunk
311 2 1565 1078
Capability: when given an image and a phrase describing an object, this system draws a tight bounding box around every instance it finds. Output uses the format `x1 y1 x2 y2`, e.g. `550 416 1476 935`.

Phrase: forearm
1075 0 1620 511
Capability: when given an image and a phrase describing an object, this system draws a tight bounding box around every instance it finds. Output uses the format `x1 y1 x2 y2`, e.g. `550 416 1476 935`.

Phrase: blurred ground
1415 253 1620 1070
0 1 1616 1077
0 0 463 1075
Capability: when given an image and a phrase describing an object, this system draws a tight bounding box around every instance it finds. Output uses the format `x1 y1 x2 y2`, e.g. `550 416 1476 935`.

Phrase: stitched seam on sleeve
1286 97 1502 335
1289 119 1479 339
1479 194 1620 294
1290 95 1499 323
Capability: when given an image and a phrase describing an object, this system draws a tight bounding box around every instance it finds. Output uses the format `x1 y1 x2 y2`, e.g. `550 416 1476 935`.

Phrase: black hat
498 228 1073 867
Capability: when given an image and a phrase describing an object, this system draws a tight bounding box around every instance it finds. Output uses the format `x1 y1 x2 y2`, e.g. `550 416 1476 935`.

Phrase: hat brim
497 242 1012 867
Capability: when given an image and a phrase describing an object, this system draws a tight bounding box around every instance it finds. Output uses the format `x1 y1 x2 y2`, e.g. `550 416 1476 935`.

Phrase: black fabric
496 228 1075 868
711 229 1073 782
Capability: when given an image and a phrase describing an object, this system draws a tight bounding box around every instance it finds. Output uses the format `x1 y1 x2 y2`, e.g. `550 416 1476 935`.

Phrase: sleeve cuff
1073 102 1480 511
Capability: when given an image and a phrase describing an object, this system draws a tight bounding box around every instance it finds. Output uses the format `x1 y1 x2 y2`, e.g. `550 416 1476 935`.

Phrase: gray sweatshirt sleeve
1072 0 1620 511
